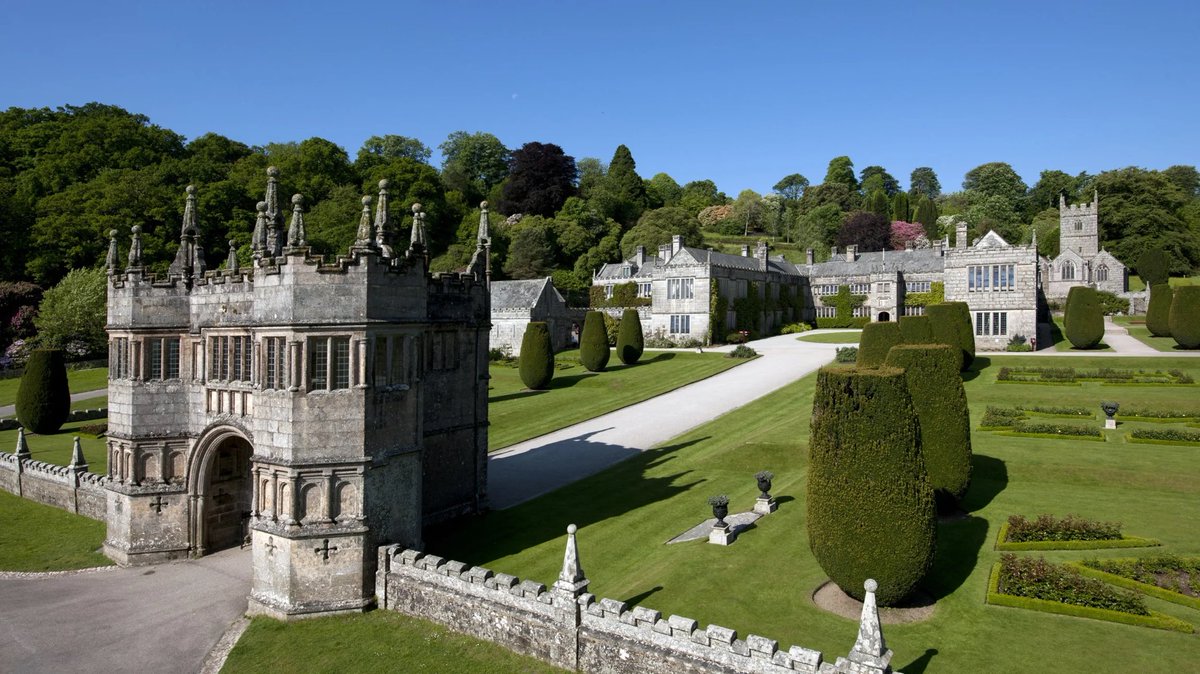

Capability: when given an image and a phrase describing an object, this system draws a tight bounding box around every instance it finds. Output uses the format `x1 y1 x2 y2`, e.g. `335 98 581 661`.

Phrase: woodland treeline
2 102 1198 306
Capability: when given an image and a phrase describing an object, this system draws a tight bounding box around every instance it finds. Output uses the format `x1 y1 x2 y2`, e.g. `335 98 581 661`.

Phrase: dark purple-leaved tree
498 142 577 217
836 211 891 251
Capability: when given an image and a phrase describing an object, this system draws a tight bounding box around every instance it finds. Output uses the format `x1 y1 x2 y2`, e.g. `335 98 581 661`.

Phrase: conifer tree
890 192 910 223
580 311 611 372
616 308 644 365
867 189 890 220
518 322 554 390
599 145 647 225
914 195 939 239
16 349 70 434
1146 284 1173 337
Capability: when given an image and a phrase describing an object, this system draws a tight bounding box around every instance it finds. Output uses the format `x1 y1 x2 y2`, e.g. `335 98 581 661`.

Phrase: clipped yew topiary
807 366 936 606
616 309 644 365
886 344 972 511
928 302 974 371
1169 286 1200 349
518 322 554 390
579 310 611 372
16 348 71 434
898 315 933 344
1146 284 1173 338
856 321 902 368
1064 286 1103 349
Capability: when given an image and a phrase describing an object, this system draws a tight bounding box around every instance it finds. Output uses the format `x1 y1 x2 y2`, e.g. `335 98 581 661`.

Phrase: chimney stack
846 244 857 262
830 245 838 259
741 244 751 257
659 243 671 263
672 234 683 255
755 240 768 271
805 248 814 265
956 223 968 249
635 245 646 268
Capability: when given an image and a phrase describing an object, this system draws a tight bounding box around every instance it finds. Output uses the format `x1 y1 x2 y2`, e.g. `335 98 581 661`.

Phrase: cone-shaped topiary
1169 286 1200 349
580 310 611 372
16 349 70 434
807 366 936 606
898 315 933 344
1146 284 1173 338
616 309 644 365
886 344 971 511
927 302 974 371
856 321 902 368
1064 286 1103 349
518 322 554 390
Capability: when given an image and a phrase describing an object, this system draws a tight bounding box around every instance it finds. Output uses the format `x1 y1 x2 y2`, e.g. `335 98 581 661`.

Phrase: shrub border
993 431 1106 442
1126 436 1200 447
1068 561 1200 612
994 522 1161 551
985 563 1193 633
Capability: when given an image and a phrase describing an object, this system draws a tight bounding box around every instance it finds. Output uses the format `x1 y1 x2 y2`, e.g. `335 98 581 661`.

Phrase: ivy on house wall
708 278 727 344
733 281 764 333
816 284 868 329
589 281 651 308
904 281 944 307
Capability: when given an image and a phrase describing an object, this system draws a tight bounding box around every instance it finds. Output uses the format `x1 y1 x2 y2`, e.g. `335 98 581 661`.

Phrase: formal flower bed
1128 428 1200 445
1010 421 1103 439
996 367 1195 385
1017 405 1093 417
1075 556 1200 610
979 406 1025 429
996 514 1159 551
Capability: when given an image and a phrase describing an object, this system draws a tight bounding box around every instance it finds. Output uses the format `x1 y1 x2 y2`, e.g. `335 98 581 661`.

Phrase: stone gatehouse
102 168 489 619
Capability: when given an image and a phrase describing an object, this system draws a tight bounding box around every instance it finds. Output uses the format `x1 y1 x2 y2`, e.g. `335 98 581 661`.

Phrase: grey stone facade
1046 192 1127 298
490 277 574 355
102 171 489 619
942 228 1040 350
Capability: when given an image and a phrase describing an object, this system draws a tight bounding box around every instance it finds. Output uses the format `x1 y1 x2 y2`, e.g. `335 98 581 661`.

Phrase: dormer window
620 266 631 278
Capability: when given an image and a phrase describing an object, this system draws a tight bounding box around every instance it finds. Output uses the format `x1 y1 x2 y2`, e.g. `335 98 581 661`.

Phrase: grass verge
0 488 111 571
795 331 861 344
0 418 109 473
0 367 109 408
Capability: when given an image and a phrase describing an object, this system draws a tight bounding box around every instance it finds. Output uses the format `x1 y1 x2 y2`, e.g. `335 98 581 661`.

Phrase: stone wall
0 451 109 520
376 543 899 674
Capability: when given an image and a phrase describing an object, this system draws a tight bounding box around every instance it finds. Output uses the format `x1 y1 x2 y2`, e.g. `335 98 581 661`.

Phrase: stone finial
69 436 88 472
106 229 121 274
226 240 240 275
170 185 199 276
409 203 426 250
477 201 490 243
374 179 392 257
182 185 197 236
354 195 374 248
252 201 268 257
194 242 207 276
552 524 589 597
126 225 144 270
846 579 893 671
286 194 307 249
14 427 30 459
265 166 280 221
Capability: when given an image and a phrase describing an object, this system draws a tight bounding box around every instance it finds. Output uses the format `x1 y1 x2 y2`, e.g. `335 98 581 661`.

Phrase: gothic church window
1075 219 1082 231
1061 261 1075 280
1096 265 1109 282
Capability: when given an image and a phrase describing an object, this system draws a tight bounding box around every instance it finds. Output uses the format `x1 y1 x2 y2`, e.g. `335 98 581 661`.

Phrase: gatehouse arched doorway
878 311 891 322
188 428 253 557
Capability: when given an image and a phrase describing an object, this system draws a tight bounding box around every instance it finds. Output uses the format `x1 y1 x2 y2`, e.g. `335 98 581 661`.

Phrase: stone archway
188 427 253 557
878 311 891 322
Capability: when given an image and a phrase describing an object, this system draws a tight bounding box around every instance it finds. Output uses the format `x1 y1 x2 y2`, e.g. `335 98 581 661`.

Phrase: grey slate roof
673 246 801 276
595 256 663 280
490 278 562 310
796 248 946 277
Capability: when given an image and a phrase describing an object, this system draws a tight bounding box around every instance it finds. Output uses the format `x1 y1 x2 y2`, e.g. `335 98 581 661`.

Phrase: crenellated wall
0 451 110 520
376 544 899 674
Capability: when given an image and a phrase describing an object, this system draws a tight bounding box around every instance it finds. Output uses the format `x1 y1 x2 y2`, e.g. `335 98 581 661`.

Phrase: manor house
101 169 490 619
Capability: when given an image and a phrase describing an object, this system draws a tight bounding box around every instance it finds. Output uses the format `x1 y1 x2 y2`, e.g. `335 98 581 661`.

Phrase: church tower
1058 191 1099 258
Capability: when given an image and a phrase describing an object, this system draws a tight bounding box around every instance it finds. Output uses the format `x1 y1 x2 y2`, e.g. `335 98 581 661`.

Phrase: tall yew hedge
856 321 902 368
898 315 933 344
16 349 71 434
518 322 554 390
580 311 611 372
1064 286 1104 349
1146 284 1173 338
1169 286 1200 349
886 344 972 510
928 302 974 371
616 309 644 365
807 366 936 606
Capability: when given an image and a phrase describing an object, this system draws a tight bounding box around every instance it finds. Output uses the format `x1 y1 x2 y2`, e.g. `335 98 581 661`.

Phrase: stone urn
755 470 774 500
708 495 729 528
1100 402 1120 420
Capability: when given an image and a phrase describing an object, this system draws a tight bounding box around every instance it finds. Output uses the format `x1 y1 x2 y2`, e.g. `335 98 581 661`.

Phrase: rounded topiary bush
927 302 973 371
886 344 972 510
616 309 644 365
1064 286 1103 349
807 366 936 606
518 322 554 390
16 348 71 434
1146 284 1173 338
580 311 611 372
1169 286 1200 349
856 321 902 368
898 315 933 344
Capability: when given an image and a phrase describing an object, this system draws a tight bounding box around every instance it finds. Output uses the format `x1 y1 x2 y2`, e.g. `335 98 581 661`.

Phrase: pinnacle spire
252 201 268 258
374 179 392 257
552 524 589 597
354 195 374 249
181 184 197 238
226 240 239 275
286 194 307 249
69 436 88 472
844 579 893 672
409 203 426 250
477 201 490 243
14 427 30 459
265 166 280 224
106 229 121 274
126 225 144 271
169 185 199 276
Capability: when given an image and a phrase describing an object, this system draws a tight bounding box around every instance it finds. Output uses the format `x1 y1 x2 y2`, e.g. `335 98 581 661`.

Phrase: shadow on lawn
488 389 547 404
961 356 991 383
622 585 663 607
426 435 708 564
925 515 989 601
961 454 1008 512
897 648 938 674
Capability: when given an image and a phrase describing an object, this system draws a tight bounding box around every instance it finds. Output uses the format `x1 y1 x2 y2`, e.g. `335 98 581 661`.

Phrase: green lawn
0 488 111 571
0 367 109 408
1128 275 1200 292
0 418 109 474
223 612 564 673
1110 315 1191 353
796 331 861 344
488 350 743 450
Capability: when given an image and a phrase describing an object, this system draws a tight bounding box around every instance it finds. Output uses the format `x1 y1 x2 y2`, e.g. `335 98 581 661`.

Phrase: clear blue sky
3 0 1196 196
